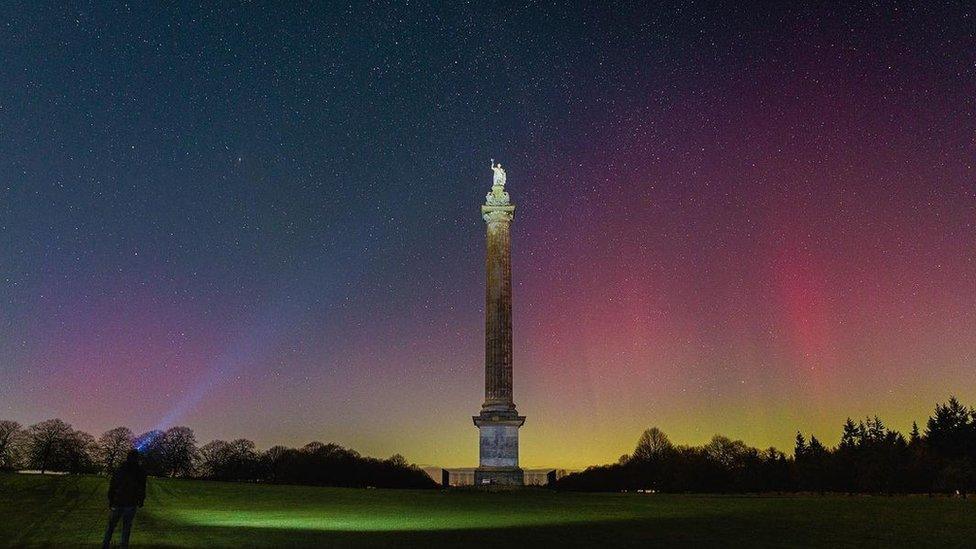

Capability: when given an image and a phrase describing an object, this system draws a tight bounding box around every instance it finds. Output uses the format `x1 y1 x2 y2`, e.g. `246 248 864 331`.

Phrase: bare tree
264 445 289 464
135 430 166 476
161 426 198 477
227 439 258 479
26 419 74 473
263 445 290 482
302 441 325 453
197 440 232 479
0 420 24 470
197 439 256 480
97 427 134 472
632 427 674 462
64 430 98 473
704 435 754 469
229 438 257 460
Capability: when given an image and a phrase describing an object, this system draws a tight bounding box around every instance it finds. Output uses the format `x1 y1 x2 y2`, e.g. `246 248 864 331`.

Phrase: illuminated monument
473 160 525 486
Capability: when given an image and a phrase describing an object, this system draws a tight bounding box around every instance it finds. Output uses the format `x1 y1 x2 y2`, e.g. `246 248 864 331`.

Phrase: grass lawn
1 473 974 547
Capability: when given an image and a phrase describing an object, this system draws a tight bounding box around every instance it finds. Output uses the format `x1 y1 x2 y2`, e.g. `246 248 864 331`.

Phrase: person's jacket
108 461 147 508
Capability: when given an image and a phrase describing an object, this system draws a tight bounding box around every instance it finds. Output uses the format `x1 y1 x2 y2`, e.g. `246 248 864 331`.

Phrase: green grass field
1 473 974 547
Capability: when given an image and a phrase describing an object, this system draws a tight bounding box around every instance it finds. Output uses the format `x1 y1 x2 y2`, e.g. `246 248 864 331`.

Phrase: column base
474 467 524 486
473 412 524 484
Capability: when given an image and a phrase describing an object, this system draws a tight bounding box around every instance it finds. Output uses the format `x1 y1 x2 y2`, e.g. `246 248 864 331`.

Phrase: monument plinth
474 161 525 486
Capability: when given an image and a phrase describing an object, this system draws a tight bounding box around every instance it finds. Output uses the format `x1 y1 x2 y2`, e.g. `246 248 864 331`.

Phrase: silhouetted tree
64 430 98 474
796 435 829 493
926 397 973 459
134 430 167 476
808 436 826 454
262 445 290 482
302 441 325 453
263 441 435 488
23 397 976 493
25 419 74 473
757 447 791 492
559 399 976 494
909 422 921 445
850 417 908 493
0 420 24 470
226 439 258 480
4 417 435 488
632 427 674 462
906 422 933 493
794 432 807 459
161 426 197 477
839 418 862 450
97 427 134 472
926 397 976 494
705 435 761 491
197 440 233 480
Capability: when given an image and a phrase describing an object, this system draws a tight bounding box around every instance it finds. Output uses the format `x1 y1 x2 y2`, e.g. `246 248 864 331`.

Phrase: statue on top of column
486 159 511 206
490 159 506 188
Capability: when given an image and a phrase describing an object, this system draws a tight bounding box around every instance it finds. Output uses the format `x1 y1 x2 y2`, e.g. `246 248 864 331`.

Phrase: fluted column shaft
483 215 513 410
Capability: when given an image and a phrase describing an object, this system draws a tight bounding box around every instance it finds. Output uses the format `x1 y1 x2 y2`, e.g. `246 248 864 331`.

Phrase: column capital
482 204 515 224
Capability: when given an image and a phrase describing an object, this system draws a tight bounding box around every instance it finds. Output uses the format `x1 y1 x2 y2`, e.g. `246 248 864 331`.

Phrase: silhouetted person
102 450 146 548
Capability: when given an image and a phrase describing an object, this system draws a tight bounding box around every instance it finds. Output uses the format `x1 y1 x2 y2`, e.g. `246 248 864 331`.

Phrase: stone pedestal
473 412 525 486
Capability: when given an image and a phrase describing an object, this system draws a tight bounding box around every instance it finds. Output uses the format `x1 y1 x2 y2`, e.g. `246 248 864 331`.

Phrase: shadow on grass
5 475 104 548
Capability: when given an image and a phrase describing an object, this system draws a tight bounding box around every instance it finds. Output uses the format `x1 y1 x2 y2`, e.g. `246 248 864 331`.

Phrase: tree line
556 396 976 494
0 420 436 489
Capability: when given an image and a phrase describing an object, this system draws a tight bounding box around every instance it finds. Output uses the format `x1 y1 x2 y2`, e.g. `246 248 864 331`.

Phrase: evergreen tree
909 422 921 445
808 436 826 455
864 416 886 443
839 418 860 450
926 396 973 459
794 432 807 459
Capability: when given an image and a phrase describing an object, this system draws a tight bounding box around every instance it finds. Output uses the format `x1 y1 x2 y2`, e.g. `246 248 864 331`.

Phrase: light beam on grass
164 508 632 532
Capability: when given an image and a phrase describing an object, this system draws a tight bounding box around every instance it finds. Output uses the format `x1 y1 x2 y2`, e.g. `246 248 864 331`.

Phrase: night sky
1 2 974 469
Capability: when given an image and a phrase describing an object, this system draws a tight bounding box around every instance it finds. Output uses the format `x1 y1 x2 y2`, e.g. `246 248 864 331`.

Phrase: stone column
482 208 515 412
474 163 525 486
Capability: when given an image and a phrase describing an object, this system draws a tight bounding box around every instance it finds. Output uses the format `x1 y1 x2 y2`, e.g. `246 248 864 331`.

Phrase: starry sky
1 1 974 469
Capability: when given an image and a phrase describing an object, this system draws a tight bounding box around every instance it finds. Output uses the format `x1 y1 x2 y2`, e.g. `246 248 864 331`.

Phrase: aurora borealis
1 2 974 469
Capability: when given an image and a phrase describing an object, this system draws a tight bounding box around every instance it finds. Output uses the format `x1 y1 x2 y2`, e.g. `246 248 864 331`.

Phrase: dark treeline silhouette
557 397 976 495
0 420 436 489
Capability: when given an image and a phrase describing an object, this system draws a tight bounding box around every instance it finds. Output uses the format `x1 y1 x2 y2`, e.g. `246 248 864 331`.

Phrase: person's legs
101 508 122 549
119 507 137 548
